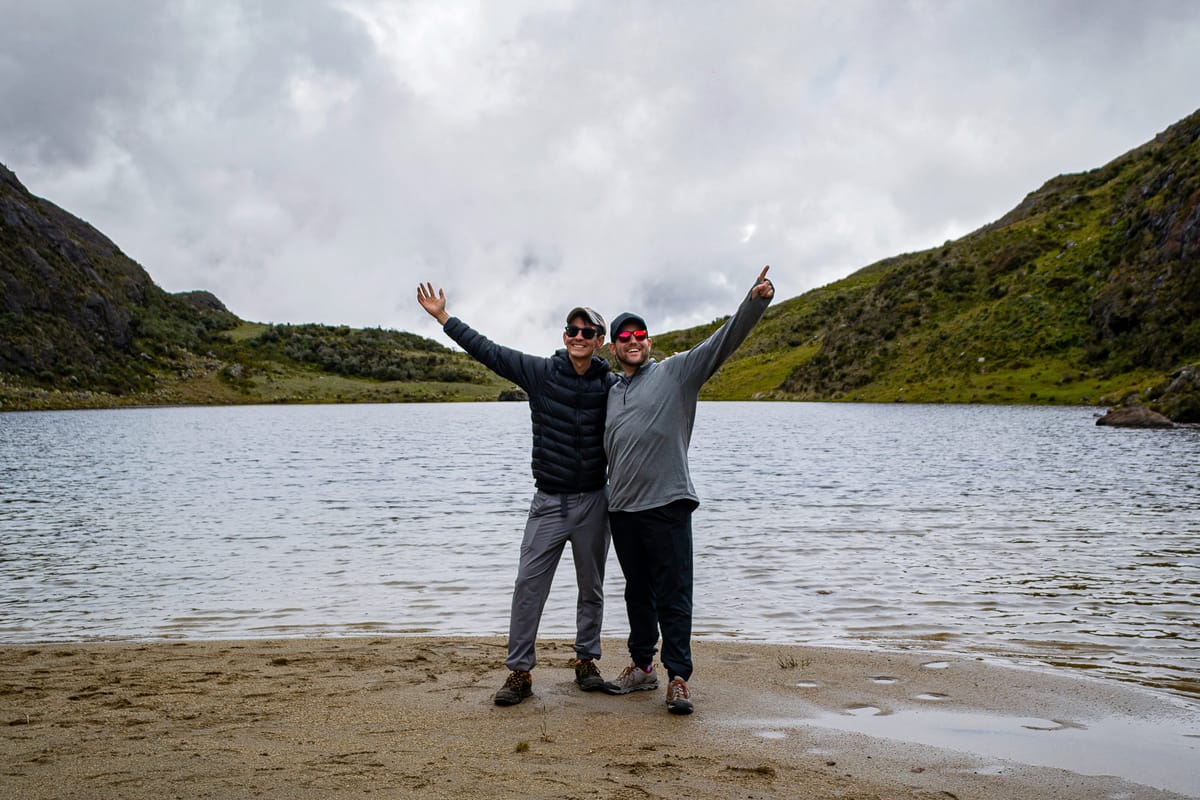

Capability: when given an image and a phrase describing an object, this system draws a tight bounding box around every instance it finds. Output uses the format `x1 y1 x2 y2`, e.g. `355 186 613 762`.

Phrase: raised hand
417 282 450 324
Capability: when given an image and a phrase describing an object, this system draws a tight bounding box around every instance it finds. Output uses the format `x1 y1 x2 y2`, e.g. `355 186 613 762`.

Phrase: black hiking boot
493 670 532 706
573 658 610 692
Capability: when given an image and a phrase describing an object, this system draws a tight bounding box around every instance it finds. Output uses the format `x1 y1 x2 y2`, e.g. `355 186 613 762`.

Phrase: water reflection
1 402 1197 701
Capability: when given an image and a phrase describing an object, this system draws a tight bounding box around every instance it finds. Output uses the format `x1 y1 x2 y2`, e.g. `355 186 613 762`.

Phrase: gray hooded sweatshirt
605 287 771 513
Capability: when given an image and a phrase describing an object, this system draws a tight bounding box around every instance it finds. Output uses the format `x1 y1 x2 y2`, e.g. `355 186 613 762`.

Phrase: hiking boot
573 658 610 692
493 670 532 706
666 677 693 715
607 662 658 695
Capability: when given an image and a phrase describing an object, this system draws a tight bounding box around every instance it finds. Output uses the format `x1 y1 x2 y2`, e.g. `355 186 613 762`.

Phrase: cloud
3 0 1200 354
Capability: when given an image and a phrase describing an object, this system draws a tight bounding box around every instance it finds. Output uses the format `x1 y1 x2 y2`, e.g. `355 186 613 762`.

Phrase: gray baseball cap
566 306 606 331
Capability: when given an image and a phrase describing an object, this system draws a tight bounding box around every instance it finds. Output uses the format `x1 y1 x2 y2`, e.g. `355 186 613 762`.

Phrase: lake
2 401 1197 702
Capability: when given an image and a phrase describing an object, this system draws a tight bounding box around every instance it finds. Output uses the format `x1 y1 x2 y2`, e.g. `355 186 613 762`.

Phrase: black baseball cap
609 312 648 340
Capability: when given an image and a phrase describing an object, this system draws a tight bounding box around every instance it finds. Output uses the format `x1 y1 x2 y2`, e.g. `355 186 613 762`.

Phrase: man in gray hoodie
603 266 775 714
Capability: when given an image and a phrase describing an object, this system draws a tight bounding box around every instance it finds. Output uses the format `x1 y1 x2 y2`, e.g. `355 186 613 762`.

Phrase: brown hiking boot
666 676 693 715
493 670 532 706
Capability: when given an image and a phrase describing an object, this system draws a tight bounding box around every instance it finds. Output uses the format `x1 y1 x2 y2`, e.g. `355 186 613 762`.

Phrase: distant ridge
2 109 1198 417
0 163 499 408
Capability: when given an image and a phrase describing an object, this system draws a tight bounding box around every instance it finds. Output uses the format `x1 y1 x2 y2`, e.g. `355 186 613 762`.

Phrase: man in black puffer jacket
418 282 619 705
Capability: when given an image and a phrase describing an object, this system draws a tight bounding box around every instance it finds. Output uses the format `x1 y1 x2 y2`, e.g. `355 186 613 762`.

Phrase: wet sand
2 637 1196 799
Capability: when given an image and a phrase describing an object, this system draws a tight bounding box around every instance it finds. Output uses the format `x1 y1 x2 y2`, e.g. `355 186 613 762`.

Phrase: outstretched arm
671 264 774 390
416 282 450 325
417 281 544 391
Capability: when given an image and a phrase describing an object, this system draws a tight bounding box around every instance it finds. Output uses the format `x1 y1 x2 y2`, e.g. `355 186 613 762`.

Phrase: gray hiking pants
506 488 610 672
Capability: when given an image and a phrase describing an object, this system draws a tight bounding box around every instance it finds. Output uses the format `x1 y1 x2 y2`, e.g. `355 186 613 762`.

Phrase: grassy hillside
656 109 1200 419
0 313 511 411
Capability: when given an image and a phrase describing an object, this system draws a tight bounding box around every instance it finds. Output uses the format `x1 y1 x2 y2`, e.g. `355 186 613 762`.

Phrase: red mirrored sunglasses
615 329 648 342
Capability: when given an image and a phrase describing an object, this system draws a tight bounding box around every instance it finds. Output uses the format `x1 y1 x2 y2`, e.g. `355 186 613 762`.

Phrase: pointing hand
752 265 774 300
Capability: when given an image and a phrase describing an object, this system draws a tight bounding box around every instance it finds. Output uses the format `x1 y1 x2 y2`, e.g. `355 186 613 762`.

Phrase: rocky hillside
0 163 236 391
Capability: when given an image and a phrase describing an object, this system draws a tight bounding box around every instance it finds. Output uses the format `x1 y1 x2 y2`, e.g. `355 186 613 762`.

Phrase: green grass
832 360 1165 406
701 343 819 400
224 322 270 342
0 356 515 410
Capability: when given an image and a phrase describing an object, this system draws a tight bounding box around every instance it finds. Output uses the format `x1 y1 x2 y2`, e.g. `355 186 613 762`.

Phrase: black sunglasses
564 325 599 339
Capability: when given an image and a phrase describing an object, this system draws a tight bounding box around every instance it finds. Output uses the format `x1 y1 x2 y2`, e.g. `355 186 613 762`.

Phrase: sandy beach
2 637 1196 799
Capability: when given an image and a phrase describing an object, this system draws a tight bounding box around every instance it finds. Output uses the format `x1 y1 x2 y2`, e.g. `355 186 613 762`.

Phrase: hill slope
0 164 504 409
655 109 1200 420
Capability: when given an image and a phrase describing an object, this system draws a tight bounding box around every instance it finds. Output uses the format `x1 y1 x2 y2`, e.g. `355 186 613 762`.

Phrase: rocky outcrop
1 163 152 377
1095 405 1175 428
176 290 230 313
1145 364 1200 423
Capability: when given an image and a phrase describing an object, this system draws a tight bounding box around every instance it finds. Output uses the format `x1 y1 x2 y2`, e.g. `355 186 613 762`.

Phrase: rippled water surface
2 402 1197 700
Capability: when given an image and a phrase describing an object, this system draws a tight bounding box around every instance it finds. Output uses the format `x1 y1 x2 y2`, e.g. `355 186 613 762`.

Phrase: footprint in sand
793 680 820 688
914 692 948 701
869 675 898 685
920 661 950 670
845 705 888 717
1021 719 1084 732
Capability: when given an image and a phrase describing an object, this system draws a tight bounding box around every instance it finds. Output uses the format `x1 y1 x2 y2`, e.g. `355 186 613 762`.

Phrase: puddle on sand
735 707 1199 797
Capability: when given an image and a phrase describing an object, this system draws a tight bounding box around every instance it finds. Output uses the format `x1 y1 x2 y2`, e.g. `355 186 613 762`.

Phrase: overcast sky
3 1 1199 353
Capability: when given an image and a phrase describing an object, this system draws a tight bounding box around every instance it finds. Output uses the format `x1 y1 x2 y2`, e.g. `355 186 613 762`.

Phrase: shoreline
3 637 1196 799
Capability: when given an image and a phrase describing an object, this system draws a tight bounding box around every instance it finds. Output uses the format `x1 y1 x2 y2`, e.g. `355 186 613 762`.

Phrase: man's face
612 322 651 370
563 315 603 358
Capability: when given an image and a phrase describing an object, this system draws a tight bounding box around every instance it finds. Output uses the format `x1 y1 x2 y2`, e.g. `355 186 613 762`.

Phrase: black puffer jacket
444 318 617 493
